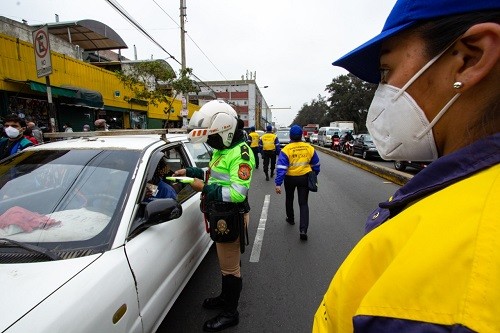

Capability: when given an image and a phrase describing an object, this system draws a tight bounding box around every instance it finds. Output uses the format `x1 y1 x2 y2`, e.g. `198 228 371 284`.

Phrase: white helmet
188 100 238 148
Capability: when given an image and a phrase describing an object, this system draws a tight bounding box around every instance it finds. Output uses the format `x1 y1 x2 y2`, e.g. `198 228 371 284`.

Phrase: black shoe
202 296 227 310
300 232 308 240
286 217 295 225
203 311 239 332
265 175 269 181
271 171 274 177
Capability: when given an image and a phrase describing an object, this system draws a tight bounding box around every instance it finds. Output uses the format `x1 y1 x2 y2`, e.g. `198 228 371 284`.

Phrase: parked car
0 130 213 333
310 133 318 144
394 160 430 172
276 128 291 148
352 133 380 160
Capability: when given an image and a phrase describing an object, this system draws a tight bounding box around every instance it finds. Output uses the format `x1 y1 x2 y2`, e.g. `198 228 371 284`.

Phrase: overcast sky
3 0 396 127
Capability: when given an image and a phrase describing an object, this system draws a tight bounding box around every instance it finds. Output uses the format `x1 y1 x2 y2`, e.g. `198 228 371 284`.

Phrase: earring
453 82 463 89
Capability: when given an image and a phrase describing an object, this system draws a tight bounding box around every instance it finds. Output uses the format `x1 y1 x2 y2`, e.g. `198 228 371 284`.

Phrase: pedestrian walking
27 121 44 144
259 125 280 181
172 100 255 332
313 0 500 331
94 119 109 131
275 125 320 240
0 114 33 160
247 126 260 169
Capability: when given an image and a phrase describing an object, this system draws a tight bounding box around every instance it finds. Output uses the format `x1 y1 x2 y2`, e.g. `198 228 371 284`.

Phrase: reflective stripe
221 187 231 201
312 162 321 167
276 165 288 170
290 162 310 167
210 170 231 181
232 183 249 196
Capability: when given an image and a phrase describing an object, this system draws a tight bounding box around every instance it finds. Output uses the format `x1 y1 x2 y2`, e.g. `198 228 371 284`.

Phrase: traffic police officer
173 100 254 332
259 125 280 181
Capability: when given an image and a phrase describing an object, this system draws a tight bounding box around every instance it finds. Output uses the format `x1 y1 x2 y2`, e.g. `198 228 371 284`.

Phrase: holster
202 199 249 254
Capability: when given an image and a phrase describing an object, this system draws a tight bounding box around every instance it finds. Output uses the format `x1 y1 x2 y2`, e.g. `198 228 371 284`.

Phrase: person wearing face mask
0 114 34 160
313 0 500 332
172 100 254 332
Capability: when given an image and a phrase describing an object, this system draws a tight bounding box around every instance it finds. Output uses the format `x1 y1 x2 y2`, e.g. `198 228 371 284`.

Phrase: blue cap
333 0 500 83
290 125 302 137
266 125 273 132
250 126 255 131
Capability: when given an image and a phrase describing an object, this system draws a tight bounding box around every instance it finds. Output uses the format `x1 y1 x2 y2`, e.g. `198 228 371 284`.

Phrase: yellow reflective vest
260 132 278 151
248 132 260 148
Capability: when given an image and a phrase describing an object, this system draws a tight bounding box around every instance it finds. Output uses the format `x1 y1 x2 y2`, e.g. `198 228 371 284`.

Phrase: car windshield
0 149 140 251
364 134 373 143
326 129 337 135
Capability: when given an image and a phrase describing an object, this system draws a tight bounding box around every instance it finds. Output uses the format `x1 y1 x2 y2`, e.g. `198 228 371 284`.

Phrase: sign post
32 26 57 132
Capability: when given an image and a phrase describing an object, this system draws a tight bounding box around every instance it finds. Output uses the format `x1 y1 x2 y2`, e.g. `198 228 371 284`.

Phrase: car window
0 149 139 250
185 142 212 169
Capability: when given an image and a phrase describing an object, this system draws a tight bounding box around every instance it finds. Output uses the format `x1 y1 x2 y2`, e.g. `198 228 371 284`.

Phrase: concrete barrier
314 145 412 186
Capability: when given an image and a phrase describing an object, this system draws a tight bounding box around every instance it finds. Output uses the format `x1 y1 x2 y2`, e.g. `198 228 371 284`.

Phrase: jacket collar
366 133 500 233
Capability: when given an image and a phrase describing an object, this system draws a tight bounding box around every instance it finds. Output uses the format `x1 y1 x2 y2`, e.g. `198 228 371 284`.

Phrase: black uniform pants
284 174 310 233
251 147 259 168
262 150 276 175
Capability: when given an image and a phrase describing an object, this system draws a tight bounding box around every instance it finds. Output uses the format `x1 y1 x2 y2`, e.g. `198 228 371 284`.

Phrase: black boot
265 172 269 181
203 275 242 332
202 275 229 309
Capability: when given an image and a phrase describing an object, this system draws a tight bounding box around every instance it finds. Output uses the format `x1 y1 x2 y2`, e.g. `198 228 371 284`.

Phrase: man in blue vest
0 114 33 160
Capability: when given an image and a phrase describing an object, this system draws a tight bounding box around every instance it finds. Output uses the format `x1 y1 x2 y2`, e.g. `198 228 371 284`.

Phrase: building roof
32 19 127 51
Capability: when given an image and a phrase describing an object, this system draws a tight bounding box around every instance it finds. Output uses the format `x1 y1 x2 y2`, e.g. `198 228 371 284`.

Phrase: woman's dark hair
414 11 500 58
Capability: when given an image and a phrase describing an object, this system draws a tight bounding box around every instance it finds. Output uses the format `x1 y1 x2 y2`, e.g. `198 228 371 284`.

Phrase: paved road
158 149 401 333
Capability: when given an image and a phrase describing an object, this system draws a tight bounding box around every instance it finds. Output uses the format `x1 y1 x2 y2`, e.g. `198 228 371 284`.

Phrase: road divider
313 145 412 186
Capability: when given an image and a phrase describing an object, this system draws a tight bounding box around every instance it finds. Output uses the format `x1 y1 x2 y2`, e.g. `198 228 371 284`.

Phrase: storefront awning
60 85 104 109
28 81 77 98
27 81 104 109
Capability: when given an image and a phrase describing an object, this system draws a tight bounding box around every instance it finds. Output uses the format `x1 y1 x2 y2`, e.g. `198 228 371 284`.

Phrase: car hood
0 255 101 331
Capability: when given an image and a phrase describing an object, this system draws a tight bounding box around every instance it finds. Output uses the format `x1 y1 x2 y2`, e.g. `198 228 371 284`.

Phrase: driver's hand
173 169 186 177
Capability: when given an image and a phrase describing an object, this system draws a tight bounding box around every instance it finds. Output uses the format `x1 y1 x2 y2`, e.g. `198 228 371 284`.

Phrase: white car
0 130 213 333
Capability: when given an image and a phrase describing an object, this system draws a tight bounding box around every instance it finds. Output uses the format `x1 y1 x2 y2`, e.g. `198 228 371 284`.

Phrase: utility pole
180 0 188 127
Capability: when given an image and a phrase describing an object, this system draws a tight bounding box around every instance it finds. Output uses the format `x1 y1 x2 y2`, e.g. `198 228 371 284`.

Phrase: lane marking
249 194 270 263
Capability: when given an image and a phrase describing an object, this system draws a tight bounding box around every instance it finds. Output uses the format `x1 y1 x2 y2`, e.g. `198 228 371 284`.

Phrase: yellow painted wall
0 32 199 119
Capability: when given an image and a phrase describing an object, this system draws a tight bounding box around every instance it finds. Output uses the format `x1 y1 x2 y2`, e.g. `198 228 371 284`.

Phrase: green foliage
291 74 376 132
325 74 376 132
115 61 198 108
292 95 329 127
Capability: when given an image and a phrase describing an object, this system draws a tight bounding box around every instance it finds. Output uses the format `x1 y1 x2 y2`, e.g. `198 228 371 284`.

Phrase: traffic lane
239 150 400 332
159 152 400 332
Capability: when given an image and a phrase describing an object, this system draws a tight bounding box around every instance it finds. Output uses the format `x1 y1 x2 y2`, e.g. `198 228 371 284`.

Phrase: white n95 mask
366 46 460 162
4 126 20 139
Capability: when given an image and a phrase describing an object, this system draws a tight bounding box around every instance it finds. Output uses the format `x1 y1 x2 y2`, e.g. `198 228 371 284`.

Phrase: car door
124 142 211 333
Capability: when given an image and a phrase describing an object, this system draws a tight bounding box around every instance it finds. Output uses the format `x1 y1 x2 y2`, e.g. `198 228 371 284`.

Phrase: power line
105 0 216 95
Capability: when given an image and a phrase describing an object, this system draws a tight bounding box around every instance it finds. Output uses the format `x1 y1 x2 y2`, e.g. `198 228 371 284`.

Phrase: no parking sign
32 26 52 77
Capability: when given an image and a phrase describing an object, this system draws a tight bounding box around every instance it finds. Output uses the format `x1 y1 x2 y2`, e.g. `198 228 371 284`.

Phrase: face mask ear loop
416 93 461 139
393 44 455 101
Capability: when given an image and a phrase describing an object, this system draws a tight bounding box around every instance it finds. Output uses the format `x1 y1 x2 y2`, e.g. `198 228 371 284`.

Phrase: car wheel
394 161 406 171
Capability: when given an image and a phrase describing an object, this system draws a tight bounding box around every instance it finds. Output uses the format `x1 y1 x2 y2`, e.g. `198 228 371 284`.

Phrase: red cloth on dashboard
0 206 60 232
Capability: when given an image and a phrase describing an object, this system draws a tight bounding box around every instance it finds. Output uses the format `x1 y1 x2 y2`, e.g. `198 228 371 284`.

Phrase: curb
314 145 412 186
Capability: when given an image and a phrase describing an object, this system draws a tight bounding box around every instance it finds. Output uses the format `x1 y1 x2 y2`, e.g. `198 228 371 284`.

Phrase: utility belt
201 196 249 253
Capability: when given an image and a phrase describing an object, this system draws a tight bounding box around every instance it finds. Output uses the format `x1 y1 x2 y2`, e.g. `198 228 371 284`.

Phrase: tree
116 60 199 126
324 74 376 132
292 95 330 127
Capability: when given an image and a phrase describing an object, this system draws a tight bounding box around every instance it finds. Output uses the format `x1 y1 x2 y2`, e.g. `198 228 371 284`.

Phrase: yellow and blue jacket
313 133 500 333
275 141 320 186
259 131 280 154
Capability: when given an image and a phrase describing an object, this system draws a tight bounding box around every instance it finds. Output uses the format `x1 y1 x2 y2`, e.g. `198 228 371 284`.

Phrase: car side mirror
145 198 182 224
